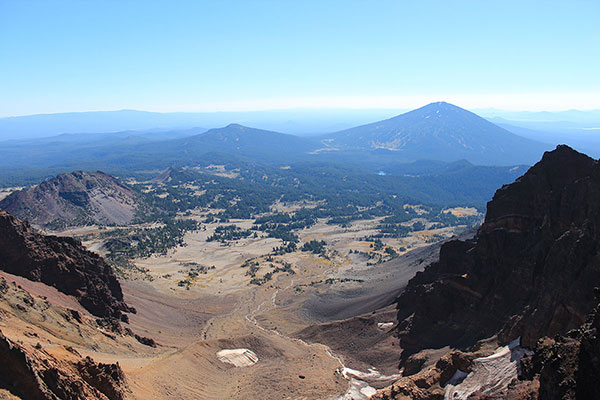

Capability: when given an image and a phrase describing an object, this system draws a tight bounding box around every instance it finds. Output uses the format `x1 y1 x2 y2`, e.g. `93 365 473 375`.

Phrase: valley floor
0 213 465 399
110 221 446 399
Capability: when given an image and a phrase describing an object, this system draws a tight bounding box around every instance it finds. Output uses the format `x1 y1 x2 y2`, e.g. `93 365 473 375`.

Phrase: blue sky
1 0 599 116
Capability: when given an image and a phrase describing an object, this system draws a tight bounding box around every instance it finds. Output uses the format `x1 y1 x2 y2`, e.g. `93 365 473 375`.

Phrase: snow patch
444 338 532 400
337 367 401 400
338 378 376 400
446 369 469 386
377 322 394 329
216 348 258 367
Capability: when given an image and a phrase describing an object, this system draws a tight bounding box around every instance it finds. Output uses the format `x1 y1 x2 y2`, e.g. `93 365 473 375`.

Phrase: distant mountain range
495 121 600 158
479 108 600 125
0 109 406 140
2 107 599 142
0 102 568 186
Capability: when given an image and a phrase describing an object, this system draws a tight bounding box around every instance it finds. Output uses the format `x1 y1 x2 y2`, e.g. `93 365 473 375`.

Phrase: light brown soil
0 211 469 399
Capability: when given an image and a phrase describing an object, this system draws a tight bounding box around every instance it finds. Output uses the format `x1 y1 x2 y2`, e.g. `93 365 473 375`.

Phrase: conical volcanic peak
325 102 550 165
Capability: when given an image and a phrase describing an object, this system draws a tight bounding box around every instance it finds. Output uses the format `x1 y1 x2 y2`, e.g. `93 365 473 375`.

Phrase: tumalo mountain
0 171 139 230
138 123 318 164
374 145 600 399
321 102 551 165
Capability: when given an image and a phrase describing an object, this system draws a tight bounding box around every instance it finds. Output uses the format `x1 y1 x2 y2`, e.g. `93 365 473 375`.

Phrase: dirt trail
242 278 399 400
244 278 345 368
120 276 347 399
116 236 428 399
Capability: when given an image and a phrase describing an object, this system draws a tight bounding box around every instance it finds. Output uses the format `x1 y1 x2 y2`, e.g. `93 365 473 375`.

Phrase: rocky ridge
0 331 127 400
375 145 600 399
521 291 600 400
0 276 134 400
0 210 133 319
0 171 138 229
395 145 600 357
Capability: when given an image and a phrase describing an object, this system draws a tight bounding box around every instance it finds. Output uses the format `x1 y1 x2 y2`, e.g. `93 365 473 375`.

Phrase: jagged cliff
395 145 600 360
520 291 600 400
0 330 127 400
0 210 133 319
372 146 600 399
0 277 131 400
0 171 138 229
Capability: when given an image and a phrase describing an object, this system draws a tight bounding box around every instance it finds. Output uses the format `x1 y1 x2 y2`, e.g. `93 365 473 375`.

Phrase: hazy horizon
3 103 600 120
2 102 600 142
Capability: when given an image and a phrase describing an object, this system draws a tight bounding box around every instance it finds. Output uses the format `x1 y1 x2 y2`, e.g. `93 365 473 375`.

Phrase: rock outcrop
0 171 138 229
372 350 484 400
395 145 600 361
0 330 127 400
373 146 600 399
521 292 600 400
0 210 133 319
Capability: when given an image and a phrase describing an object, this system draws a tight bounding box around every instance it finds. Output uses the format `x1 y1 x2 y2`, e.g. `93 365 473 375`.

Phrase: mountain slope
323 102 551 165
0 210 133 319
0 327 128 400
36 124 320 170
0 171 138 229
144 123 318 163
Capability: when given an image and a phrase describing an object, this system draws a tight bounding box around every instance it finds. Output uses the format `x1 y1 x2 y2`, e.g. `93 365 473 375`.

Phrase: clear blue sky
1 0 599 116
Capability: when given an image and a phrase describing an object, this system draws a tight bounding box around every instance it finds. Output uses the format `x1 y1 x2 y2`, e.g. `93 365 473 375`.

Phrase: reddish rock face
395 145 600 360
0 210 134 319
0 331 127 400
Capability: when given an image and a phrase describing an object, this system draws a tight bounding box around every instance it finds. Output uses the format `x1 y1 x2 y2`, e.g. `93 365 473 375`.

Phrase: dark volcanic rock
0 210 134 319
520 294 600 400
395 145 600 361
